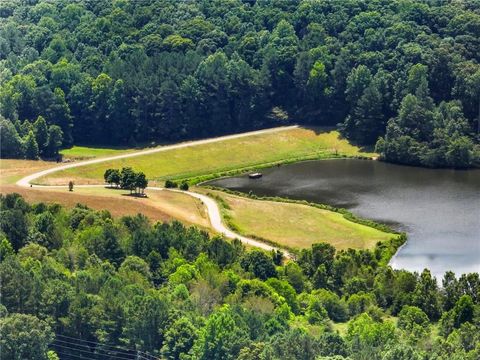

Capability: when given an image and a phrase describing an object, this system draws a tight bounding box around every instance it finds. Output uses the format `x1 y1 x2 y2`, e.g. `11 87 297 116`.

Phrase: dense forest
1 193 479 359
0 0 479 166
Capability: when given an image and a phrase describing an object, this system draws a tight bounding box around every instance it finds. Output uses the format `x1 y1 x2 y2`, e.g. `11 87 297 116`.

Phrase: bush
165 180 178 188
180 182 189 191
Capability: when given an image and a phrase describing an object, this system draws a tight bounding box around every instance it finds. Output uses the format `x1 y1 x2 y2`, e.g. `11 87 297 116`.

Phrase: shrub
180 182 189 191
165 180 178 188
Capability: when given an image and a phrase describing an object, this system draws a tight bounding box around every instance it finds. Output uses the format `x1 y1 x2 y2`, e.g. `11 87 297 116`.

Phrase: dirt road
16 126 296 257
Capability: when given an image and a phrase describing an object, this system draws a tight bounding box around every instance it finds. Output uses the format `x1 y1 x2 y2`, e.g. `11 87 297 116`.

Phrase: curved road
17 126 296 257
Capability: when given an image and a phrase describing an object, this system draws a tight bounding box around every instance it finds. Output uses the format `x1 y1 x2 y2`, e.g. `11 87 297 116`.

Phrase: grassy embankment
199 188 400 253
38 127 375 186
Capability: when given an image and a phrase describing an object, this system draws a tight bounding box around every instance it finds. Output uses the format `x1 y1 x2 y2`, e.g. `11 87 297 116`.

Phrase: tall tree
0 117 24 158
46 125 63 157
24 130 39 159
0 313 54 360
33 115 49 155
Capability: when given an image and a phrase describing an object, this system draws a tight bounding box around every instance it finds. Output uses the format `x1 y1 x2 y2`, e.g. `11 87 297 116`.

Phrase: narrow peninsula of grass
201 188 397 252
39 127 375 185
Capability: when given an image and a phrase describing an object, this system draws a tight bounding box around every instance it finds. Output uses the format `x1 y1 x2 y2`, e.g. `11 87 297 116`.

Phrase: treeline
104 167 148 195
0 0 479 167
0 115 63 160
1 193 479 360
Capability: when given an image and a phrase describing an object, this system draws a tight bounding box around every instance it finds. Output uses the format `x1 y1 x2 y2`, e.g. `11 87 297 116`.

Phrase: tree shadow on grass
121 193 148 198
298 125 375 153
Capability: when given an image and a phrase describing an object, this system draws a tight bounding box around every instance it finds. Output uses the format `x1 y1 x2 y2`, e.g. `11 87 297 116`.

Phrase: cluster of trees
1 193 479 360
1 0 479 167
0 115 63 159
375 65 480 168
104 167 148 195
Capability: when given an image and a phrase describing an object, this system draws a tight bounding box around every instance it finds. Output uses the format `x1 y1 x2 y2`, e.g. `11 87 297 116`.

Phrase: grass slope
39 127 374 186
60 146 135 160
203 189 395 251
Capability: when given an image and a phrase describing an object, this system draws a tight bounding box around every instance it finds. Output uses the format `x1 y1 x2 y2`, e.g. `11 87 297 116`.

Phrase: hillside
0 0 479 167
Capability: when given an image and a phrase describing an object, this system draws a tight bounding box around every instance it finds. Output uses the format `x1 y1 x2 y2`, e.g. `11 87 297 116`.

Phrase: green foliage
162 317 198 360
0 0 477 169
195 305 249 360
312 289 349 322
240 250 277 280
346 313 396 358
398 305 430 341
413 269 442 321
0 193 479 359
0 313 54 360
0 235 14 261
104 168 121 187
261 327 322 359
24 130 39 159
109 167 149 194
0 117 24 158
33 116 49 155
165 179 178 188
46 125 63 157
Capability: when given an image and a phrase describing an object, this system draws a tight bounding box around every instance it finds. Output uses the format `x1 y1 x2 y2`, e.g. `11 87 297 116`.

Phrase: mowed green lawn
40 127 374 185
208 190 395 251
60 146 135 160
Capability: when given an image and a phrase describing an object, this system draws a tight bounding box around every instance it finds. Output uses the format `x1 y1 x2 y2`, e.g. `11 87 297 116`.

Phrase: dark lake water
207 159 480 280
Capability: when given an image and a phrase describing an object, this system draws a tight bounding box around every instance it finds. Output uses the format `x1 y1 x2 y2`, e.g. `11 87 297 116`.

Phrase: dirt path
16 126 296 257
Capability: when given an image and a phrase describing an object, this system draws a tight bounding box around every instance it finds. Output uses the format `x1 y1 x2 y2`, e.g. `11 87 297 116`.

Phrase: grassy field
60 146 134 160
0 183 210 229
0 159 209 227
39 127 374 186
202 189 395 251
0 146 134 185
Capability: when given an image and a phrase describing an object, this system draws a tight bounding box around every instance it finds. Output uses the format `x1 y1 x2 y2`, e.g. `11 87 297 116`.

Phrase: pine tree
46 125 63 157
33 116 49 155
24 131 39 160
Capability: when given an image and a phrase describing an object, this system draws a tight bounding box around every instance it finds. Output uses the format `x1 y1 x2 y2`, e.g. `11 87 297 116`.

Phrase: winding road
16 126 296 257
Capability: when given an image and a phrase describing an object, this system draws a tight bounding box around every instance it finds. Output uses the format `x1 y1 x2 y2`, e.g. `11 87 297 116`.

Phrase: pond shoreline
206 158 480 278
201 183 406 263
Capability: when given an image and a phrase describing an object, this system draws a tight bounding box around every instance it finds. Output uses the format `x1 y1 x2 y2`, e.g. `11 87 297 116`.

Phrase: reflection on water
207 159 480 279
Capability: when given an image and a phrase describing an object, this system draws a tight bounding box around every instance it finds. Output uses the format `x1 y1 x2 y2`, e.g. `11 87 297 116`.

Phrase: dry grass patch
0 159 57 185
0 185 210 229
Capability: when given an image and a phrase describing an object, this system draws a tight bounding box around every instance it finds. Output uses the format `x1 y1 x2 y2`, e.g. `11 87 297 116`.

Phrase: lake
207 159 480 280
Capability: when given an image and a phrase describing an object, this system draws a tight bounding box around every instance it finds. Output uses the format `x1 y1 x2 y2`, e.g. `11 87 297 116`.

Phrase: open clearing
203 189 395 250
39 127 374 186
